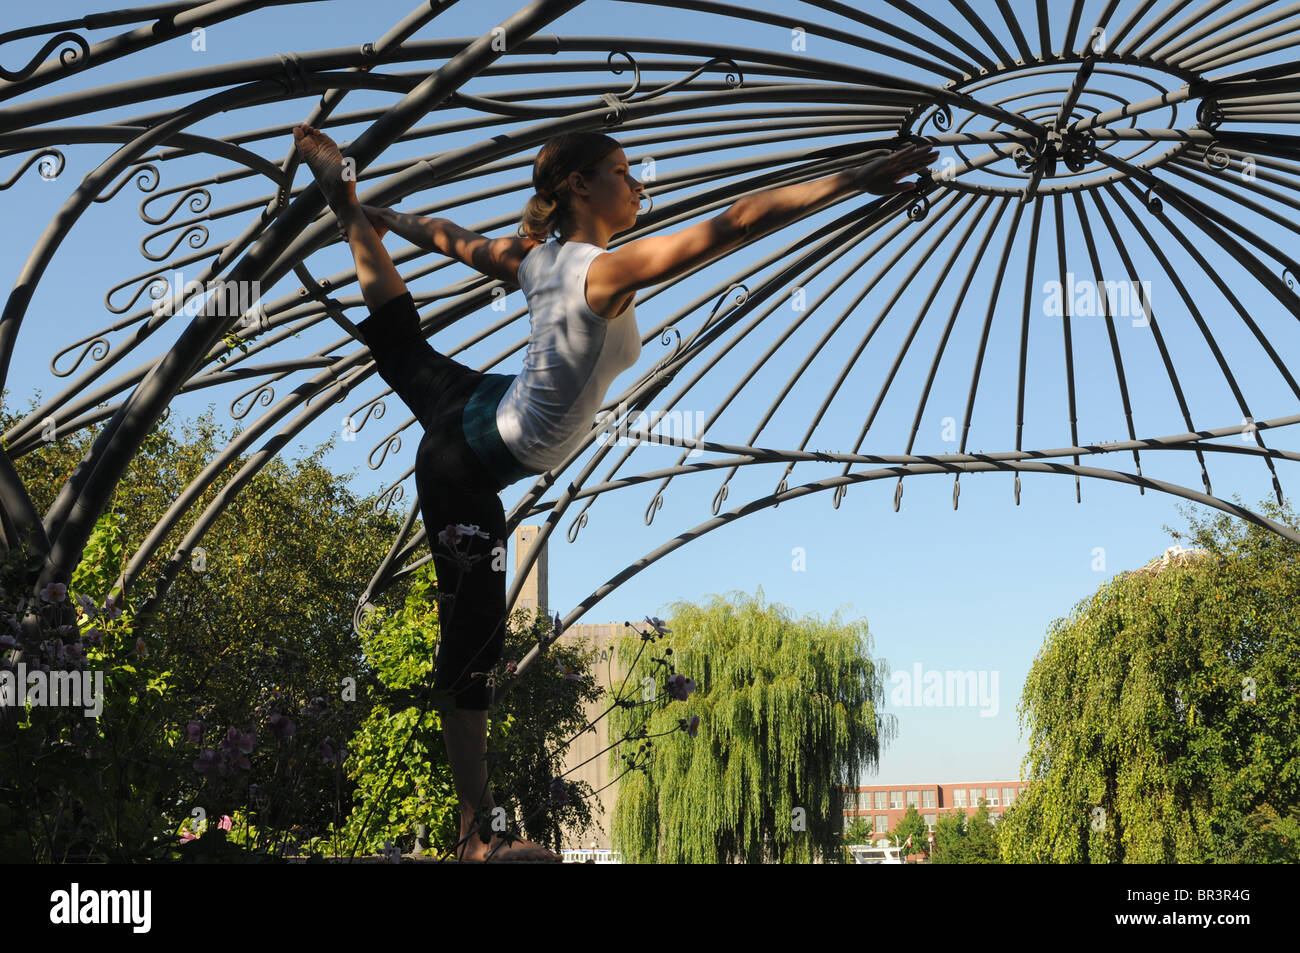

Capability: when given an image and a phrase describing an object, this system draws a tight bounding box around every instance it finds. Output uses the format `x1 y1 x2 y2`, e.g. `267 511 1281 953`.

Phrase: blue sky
2 0 1296 785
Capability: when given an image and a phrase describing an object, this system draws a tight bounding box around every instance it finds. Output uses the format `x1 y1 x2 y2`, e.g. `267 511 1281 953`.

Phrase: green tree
891 804 927 856
963 799 1001 863
1000 498 1300 863
930 809 967 863
609 588 894 863
3 393 604 857
841 815 874 862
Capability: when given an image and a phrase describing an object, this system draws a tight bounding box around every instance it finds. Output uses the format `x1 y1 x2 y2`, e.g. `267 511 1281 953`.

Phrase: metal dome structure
3 0 1300 698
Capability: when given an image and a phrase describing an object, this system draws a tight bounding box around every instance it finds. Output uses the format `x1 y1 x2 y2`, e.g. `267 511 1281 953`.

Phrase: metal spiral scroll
0 149 64 189
0 31 89 82
1 0 1299 710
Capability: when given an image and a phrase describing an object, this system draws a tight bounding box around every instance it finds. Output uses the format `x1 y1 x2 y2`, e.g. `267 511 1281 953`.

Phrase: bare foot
456 824 562 863
293 123 355 211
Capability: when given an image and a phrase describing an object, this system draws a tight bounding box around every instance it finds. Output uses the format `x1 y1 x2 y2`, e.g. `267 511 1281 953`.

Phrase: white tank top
495 239 642 471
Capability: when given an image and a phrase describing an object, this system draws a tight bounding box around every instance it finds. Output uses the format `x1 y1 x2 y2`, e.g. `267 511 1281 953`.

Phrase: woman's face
569 149 643 230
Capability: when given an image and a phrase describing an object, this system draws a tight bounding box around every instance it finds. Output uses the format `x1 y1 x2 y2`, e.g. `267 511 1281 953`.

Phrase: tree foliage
1000 498 1300 863
609 588 894 863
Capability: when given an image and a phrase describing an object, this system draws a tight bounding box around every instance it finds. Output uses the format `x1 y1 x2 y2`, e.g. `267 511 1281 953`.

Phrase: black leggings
356 291 517 711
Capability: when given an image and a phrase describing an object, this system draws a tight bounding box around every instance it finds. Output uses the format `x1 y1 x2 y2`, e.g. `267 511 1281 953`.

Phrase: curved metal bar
0 148 64 188
505 453 1300 693
0 31 89 83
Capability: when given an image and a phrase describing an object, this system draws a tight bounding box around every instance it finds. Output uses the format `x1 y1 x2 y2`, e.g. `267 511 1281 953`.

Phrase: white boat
848 844 904 864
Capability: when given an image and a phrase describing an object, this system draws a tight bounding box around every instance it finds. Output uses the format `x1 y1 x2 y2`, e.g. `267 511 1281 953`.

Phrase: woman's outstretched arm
590 143 939 299
360 206 538 285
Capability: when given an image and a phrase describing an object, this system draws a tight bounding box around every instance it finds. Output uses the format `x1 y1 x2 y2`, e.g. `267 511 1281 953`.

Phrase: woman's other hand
851 143 940 196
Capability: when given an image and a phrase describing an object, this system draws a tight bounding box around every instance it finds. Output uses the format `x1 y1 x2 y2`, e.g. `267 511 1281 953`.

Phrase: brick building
842 780 1030 842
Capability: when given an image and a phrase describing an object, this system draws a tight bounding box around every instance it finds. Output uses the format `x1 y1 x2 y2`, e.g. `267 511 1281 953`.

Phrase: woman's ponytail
517 131 621 243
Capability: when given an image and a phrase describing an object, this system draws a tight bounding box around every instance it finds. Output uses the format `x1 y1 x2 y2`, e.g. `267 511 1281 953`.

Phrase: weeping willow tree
608 588 894 864
1000 499 1300 863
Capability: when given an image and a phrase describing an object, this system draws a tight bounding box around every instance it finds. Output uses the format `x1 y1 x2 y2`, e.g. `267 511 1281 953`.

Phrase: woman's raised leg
293 123 405 312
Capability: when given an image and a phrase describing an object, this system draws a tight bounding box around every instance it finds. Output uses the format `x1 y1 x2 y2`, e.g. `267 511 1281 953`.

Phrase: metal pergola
3 0 1300 693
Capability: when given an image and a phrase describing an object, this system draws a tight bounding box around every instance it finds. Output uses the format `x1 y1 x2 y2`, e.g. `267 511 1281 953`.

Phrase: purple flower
180 829 198 843
269 713 295 743
437 522 489 548
39 582 67 603
82 627 102 646
318 737 345 765
217 815 233 832
75 593 98 618
644 615 672 636
187 720 202 744
556 660 582 681
102 595 122 620
224 726 256 755
667 673 696 702
193 748 221 779
219 727 256 770
133 636 148 657
688 714 700 738
0 634 15 650
550 777 570 805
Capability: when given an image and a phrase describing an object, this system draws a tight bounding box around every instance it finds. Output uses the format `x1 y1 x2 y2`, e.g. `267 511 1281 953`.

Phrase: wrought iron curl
372 480 404 514
104 271 171 315
607 50 640 98
710 480 729 516
1196 98 1224 131
92 163 159 204
643 489 665 525
659 326 682 361
140 186 211 224
1144 186 1164 214
230 384 276 421
0 149 64 189
907 192 931 221
0 31 88 82
566 508 589 543
141 223 209 262
50 335 112 377
367 432 402 470
1202 143 1230 173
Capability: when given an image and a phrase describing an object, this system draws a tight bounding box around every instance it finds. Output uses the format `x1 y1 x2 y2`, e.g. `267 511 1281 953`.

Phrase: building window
954 789 967 808
986 787 999 807
875 814 888 833
923 814 937 829
922 790 935 809
859 792 872 811
874 791 887 811
906 790 919 808
970 789 981 806
1003 787 1014 807
890 791 903 810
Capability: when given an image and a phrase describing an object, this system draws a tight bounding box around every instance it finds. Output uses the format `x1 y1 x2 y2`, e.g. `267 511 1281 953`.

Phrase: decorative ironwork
0 0 1297 723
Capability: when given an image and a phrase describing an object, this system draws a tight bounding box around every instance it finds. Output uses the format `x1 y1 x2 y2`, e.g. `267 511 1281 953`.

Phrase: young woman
292 123 936 861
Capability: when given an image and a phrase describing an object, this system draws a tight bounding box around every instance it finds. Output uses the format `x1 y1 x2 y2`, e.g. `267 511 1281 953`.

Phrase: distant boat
848 844 904 864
